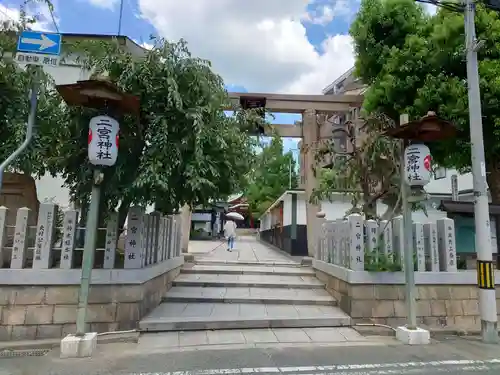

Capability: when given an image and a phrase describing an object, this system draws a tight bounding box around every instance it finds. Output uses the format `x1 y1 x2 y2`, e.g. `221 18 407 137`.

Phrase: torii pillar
302 109 321 257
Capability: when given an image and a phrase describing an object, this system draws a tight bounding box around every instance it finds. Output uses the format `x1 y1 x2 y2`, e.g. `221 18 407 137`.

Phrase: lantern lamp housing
384 112 456 142
56 78 139 116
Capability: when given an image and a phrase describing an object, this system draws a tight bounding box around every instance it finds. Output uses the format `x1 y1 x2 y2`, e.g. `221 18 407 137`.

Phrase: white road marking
133 358 500 375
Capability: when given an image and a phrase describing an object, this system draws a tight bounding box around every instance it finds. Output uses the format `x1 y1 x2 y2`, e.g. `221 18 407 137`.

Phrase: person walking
224 219 237 252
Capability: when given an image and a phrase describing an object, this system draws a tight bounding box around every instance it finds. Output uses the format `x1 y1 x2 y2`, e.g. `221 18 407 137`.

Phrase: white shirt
224 220 237 238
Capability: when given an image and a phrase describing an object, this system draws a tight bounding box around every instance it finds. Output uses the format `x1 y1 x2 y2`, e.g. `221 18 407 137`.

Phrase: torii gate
225 92 363 256
180 92 362 255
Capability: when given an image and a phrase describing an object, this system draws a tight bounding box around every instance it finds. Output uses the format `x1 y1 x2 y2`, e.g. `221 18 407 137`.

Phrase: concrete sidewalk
196 236 296 264
136 327 392 353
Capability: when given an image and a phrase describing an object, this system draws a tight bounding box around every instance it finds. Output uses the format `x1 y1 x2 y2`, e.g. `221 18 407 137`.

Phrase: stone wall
315 261 494 333
0 260 182 341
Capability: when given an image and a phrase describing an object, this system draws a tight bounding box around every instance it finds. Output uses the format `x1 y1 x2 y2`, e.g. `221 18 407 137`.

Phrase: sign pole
399 114 418 330
75 169 102 336
464 0 498 343
0 66 40 192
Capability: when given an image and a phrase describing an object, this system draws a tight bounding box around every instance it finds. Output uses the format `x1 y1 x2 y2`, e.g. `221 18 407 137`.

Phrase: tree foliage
350 0 500 202
0 0 65 177
1 0 258 226
42 38 258 224
245 136 298 216
313 114 402 219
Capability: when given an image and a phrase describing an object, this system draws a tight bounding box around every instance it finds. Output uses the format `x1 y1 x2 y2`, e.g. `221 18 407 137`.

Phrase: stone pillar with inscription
124 206 145 269
103 212 118 269
144 215 152 267
10 207 31 269
0 206 7 267
423 222 440 272
151 212 161 264
413 222 426 272
366 219 379 257
324 221 335 263
158 217 166 262
437 217 458 272
329 221 339 265
380 219 393 261
348 214 364 271
166 216 172 260
315 212 326 260
60 210 79 269
338 219 349 267
140 213 148 267
392 216 405 268
33 203 58 269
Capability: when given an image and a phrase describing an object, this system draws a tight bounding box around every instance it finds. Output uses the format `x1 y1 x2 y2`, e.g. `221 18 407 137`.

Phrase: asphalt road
1 336 500 375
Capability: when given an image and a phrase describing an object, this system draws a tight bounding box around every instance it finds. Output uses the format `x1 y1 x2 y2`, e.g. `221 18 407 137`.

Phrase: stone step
181 264 315 276
194 259 300 268
173 274 325 289
139 302 351 332
163 286 335 306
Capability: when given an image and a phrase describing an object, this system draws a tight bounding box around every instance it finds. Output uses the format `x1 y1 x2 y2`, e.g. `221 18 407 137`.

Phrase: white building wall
283 194 292 226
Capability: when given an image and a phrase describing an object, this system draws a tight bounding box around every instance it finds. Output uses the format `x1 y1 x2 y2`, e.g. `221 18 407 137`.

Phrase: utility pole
289 157 292 189
464 0 498 343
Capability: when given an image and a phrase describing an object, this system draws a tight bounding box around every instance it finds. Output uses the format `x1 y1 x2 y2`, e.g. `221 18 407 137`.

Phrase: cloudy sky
0 0 436 205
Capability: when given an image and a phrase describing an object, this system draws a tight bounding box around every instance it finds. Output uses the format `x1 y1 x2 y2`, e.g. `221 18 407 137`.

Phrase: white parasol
226 212 244 221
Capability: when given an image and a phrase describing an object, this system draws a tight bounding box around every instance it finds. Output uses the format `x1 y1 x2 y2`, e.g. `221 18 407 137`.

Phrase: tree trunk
486 162 500 204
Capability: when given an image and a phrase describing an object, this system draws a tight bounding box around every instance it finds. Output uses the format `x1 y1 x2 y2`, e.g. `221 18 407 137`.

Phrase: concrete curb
194 260 300 267
180 268 315 276
140 316 352 332
172 280 325 289
162 295 336 306
0 331 140 352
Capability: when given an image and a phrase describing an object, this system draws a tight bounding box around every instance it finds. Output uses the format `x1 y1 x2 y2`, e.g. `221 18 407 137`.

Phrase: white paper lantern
404 143 432 187
88 115 119 167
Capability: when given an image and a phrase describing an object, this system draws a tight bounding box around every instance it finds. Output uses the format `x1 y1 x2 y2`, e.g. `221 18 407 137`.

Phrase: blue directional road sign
17 31 61 56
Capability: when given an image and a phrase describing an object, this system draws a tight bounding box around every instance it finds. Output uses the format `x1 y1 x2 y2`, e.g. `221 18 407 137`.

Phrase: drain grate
0 348 51 358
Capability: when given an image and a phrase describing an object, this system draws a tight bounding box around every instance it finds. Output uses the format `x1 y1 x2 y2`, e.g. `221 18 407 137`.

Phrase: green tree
0 1 65 177
40 37 257 227
350 0 500 202
313 114 402 219
245 136 298 216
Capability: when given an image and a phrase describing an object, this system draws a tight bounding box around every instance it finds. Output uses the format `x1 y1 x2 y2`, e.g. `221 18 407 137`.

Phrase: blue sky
0 0 359 154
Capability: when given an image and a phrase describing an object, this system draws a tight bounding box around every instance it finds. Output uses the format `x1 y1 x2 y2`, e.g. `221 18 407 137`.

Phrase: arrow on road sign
20 34 56 50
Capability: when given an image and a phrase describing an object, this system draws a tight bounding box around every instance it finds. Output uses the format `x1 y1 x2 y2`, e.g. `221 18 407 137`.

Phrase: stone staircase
139 259 351 332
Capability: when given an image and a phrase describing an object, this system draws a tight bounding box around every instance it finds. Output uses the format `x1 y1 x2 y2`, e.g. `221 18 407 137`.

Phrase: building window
434 167 446 180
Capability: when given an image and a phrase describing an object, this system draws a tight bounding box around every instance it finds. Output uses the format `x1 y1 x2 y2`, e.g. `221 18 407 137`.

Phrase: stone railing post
0 206 7 267
124 206 145 268
366 219 379 259
423 222 440 272
380 219 393 261
437 217 458 272
11 207 31 269
166 215 172 259
33 203 57 269
150 212 161 264
348 214 364 271
315 211 326 259
392 215 405 269
413 222 426 272
60 210 79 269
159 216 166 262
103 212 118 269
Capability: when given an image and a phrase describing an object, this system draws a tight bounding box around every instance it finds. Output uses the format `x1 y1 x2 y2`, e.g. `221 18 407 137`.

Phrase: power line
47 5 59 33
